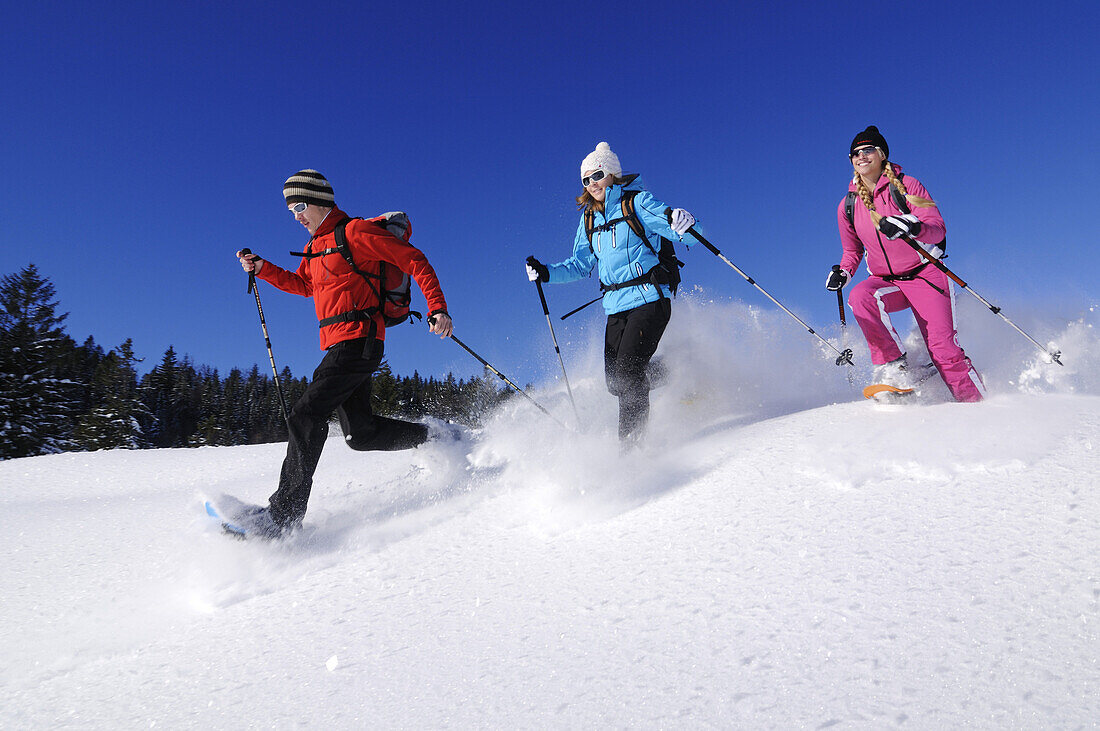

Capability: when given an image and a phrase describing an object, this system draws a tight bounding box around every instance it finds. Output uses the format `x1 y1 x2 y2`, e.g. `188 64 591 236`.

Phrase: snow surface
2 296 1099 729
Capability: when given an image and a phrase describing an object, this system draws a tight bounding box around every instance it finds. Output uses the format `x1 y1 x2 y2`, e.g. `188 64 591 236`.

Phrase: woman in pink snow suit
825 126 985 402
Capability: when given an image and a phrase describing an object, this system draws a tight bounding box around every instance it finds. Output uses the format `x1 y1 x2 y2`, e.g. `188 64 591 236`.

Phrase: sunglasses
289 201 308 214
850 147 880 160
581 170 607 187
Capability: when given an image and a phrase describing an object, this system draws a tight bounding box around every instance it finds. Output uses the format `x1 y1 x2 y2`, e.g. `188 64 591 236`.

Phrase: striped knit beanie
283 169 335 207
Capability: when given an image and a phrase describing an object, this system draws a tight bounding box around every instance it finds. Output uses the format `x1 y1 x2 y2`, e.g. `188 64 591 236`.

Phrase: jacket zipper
874 185 897 277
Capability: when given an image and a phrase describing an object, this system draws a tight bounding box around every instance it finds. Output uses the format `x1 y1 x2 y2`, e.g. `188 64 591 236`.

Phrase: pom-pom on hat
283 169 335 207
850 126 889 159
580 142 622 177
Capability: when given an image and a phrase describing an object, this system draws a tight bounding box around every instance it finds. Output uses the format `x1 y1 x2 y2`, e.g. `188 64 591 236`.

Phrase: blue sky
3 0 1096 384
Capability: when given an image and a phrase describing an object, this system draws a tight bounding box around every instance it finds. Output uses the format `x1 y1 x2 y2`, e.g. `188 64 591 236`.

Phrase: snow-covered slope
2 298 1097 728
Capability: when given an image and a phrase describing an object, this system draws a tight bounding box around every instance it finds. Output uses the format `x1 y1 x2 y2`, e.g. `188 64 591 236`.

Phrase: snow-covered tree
74 339 149 451
0 264 80 459
140 347 183 448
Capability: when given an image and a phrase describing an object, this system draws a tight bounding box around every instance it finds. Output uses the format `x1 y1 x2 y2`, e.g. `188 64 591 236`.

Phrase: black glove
878 213 922 240
825 265 850 291
526 255 549 283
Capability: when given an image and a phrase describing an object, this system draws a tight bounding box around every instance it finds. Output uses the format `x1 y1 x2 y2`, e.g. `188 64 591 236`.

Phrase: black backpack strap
585 207 631 255
891 172 946 251
320 217 385 330
844 186 908 226
317 311 381 334
844 191 857 226
889 172 911 214
290 247 340 259
334 218 376 278
623 191 682 298
336 218 386 288
599 265 668 293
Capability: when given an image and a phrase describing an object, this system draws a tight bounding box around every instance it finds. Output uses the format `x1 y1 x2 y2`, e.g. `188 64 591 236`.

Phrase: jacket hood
601 174 646 209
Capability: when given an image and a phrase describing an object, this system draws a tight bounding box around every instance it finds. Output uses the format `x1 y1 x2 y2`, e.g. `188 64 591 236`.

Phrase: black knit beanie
283 169 335 207
850 126 889 159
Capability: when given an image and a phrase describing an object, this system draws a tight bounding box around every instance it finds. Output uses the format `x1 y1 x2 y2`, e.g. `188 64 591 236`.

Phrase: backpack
334 213 422 327
294 213 423 330
844 172 947 254
583 176 684 297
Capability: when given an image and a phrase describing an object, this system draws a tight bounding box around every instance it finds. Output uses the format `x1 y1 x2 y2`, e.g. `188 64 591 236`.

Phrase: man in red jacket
235 169 454 536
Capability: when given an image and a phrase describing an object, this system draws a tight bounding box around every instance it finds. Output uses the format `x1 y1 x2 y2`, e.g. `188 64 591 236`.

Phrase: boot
872 354 913 390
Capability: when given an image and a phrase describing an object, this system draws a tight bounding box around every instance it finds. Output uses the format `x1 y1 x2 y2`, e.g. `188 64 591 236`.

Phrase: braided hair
854 161 937 226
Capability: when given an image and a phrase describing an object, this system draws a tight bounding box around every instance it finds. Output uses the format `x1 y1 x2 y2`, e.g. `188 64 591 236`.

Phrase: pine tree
371 360 399 415
172 355 202 445
188 365 226 447
74 338 150 450
461 367 508 425
141 347 183 448
220 368 250 444
0 265 81 459
63 335 106 418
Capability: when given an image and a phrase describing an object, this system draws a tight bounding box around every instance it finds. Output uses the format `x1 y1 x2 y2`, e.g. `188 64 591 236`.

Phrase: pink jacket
837 164 947 278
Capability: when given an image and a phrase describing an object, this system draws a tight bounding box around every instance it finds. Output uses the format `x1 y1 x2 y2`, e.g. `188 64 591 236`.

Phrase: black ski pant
604 298 671 441
269 336 428 527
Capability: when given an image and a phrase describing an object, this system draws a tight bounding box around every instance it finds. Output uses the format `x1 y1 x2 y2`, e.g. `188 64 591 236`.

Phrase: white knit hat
580 141 622 177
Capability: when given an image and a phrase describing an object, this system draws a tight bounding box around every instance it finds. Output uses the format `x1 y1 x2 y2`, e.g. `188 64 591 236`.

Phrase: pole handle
686 226 722 257
535 278 551 316
241 247 257 294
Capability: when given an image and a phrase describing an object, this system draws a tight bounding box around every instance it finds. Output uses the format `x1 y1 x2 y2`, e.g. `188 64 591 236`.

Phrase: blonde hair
854 161 936 226
576 174 629 213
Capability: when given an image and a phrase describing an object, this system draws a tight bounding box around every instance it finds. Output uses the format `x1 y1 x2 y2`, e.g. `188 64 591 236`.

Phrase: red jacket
258 207 448 350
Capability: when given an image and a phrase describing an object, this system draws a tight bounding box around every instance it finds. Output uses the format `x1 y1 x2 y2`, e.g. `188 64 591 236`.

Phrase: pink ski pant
848 266 985 402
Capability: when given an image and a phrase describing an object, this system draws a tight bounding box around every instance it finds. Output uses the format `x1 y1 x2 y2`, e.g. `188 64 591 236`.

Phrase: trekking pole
887 231 1063 366
560 293 604 321
534 280 579 421
834 276 855 387
687 228 854 368
438 327 567 429
241 248 290 423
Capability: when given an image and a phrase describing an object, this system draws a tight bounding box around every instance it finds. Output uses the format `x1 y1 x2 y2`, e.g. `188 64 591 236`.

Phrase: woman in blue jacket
526 142 696 444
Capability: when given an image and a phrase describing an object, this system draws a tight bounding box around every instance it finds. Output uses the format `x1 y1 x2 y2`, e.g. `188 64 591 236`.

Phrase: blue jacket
547 176 689 316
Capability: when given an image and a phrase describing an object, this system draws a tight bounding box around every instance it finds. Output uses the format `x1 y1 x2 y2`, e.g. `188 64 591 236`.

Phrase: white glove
670 208 695 236
526 264 540 282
